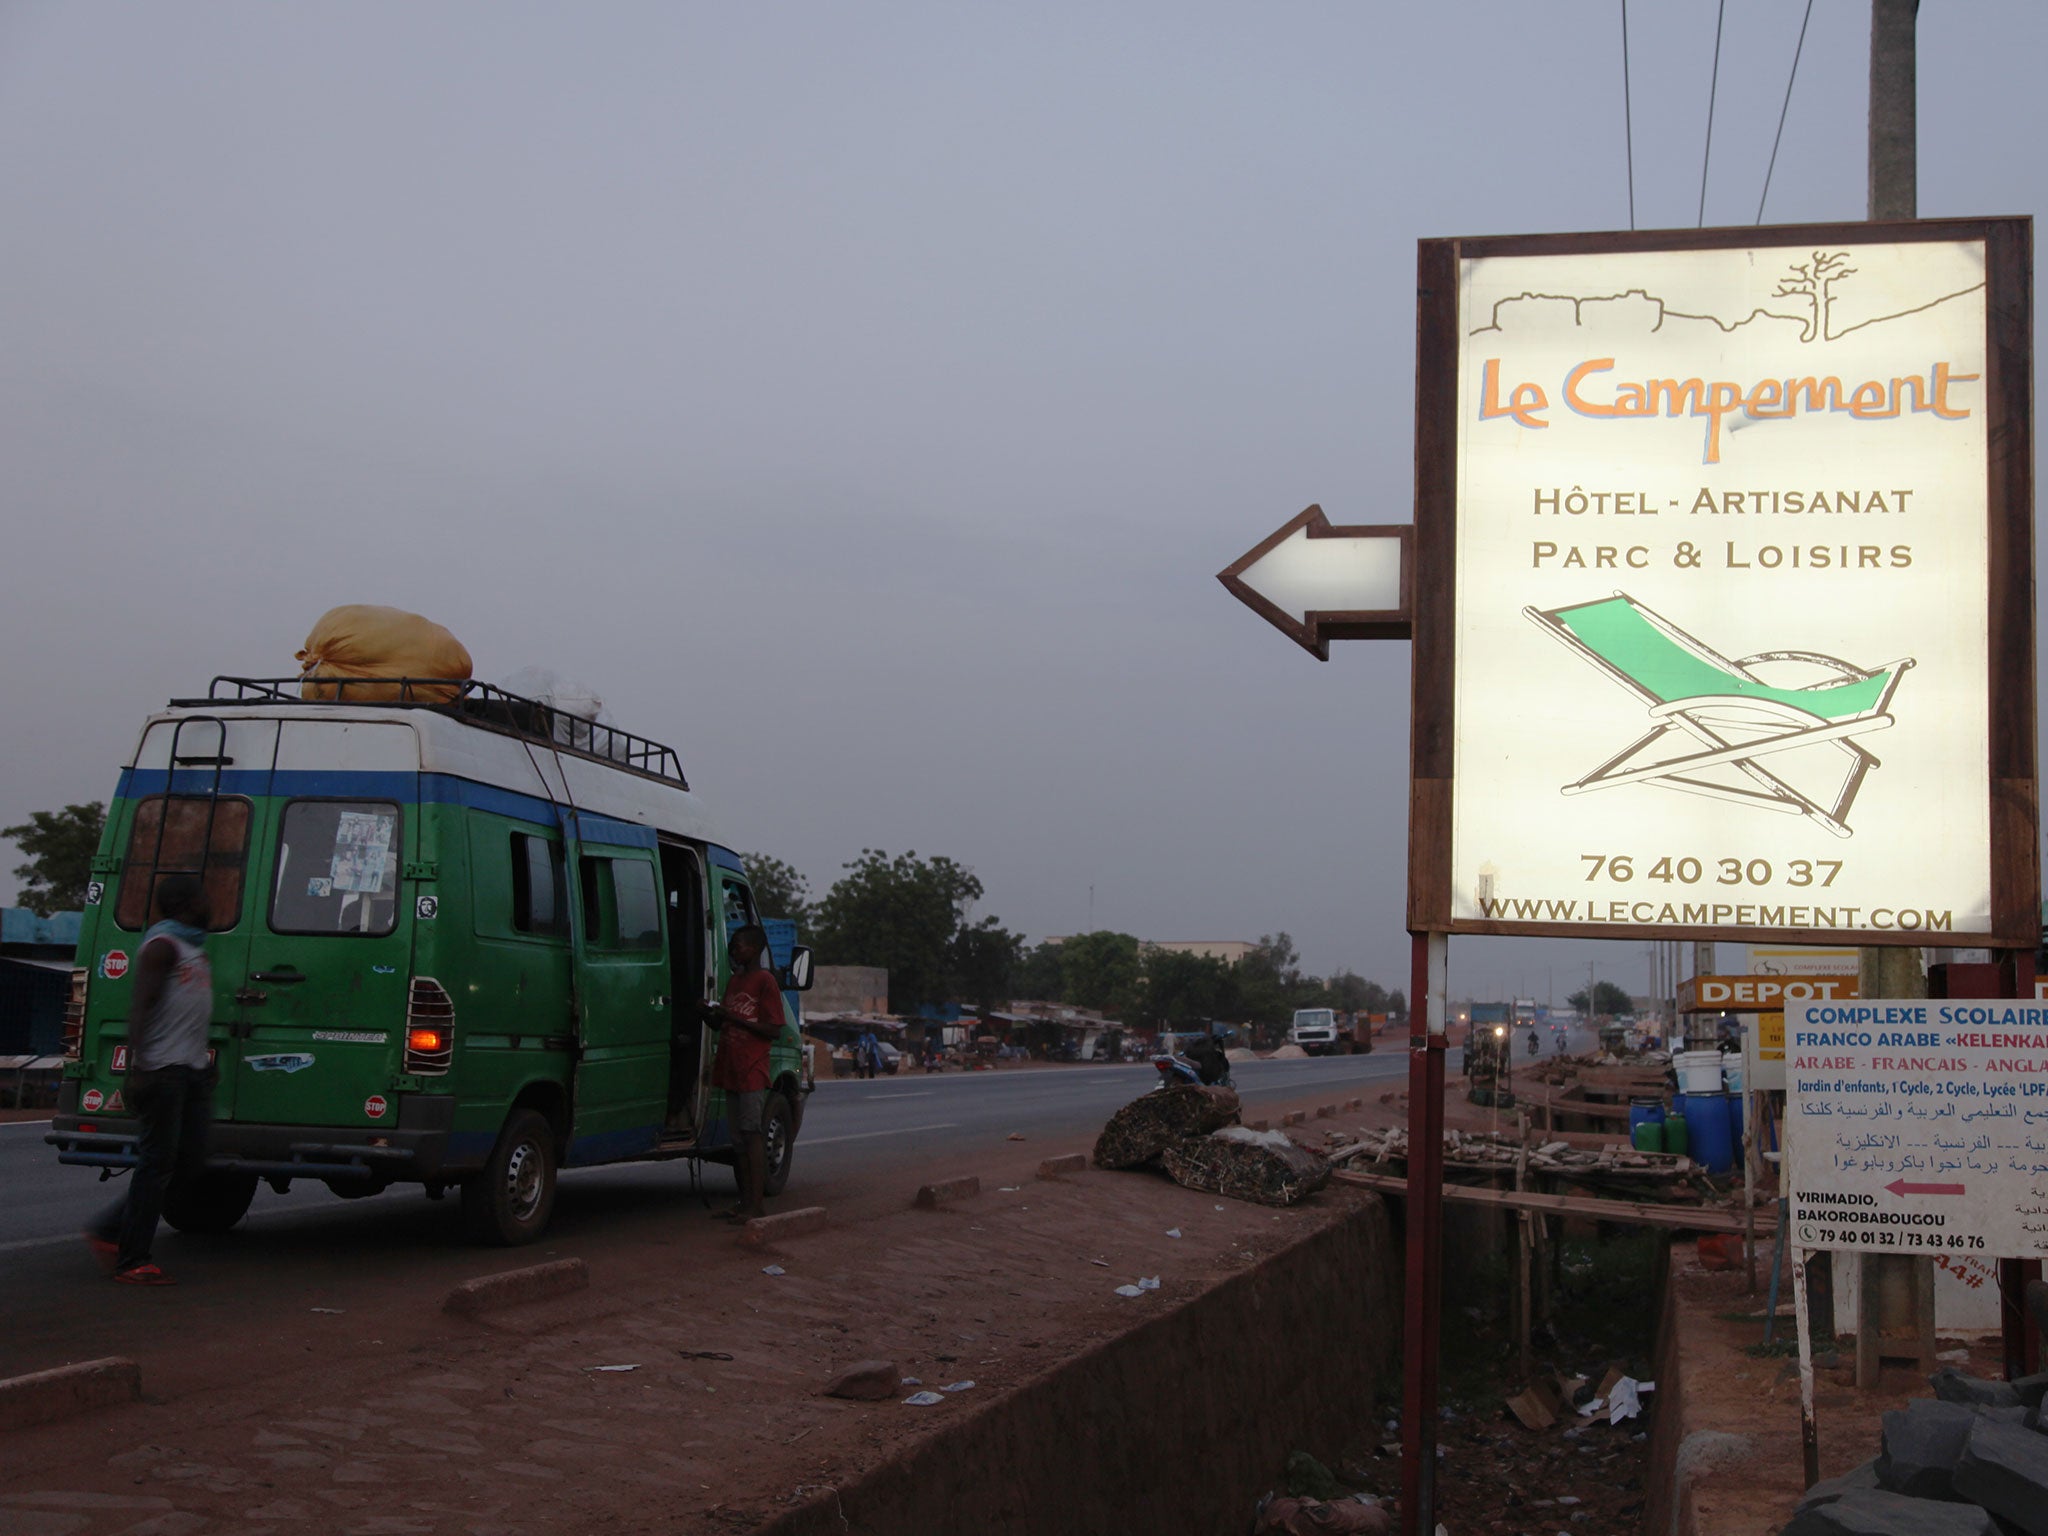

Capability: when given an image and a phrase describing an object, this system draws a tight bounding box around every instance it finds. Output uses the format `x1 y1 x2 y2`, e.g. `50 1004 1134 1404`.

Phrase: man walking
86 873 215 1285
703 924 784 1221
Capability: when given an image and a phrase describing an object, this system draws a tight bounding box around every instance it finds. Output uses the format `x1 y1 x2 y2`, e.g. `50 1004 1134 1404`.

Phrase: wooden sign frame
1405 217 2038 947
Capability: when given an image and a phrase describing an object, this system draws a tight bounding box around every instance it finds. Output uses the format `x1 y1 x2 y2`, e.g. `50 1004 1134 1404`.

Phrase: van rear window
270 801 402 936
115 796 251 932
511 833 568 938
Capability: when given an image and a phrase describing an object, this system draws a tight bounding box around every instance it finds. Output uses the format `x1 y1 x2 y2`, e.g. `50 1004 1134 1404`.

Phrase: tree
1568 981 1635 1018
1058 930 1142 1015
3 802 105 915
1772 249 1857 343
1134 948 1233 1031
742 853 812 926
811 849 984 1014
1013 940 1065 1002
1233 932 1304 1035
952 916 1024 1020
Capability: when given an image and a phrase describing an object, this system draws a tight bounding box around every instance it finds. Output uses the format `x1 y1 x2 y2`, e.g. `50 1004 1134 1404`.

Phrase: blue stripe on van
117 769 661 849
119 768 421 800
708 845 746 873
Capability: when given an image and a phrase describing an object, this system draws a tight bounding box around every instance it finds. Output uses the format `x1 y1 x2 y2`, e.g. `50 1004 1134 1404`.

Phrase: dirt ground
0 1081 1378 1536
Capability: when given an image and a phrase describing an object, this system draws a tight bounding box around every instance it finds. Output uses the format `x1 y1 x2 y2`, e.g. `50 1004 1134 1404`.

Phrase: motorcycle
1153 1046 1232 1091
1526 1029 1540 1056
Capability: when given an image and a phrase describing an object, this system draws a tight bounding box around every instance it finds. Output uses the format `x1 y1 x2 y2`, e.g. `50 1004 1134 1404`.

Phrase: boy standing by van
86 873 215 1285
703 924 783 1221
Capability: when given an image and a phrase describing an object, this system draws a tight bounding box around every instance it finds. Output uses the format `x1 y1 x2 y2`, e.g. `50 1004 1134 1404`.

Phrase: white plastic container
1723 1058 1744 1096
1677 1050 1726 1095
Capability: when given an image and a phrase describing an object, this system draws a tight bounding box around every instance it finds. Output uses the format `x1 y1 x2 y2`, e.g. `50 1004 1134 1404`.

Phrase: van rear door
233 720 418 1129
566 818 669 1163
100 716 278 1120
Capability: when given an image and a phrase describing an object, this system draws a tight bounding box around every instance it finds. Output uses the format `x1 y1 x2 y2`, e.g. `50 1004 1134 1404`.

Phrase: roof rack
175 677 689 789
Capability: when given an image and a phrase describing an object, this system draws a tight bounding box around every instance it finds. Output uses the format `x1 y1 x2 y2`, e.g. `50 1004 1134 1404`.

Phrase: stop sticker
364 1095 388 1120
81 1088 104 1112
100 951 129 980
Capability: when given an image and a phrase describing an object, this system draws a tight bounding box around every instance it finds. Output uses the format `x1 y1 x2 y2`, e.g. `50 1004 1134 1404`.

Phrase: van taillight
405 977 454 1074
63 968 88 1060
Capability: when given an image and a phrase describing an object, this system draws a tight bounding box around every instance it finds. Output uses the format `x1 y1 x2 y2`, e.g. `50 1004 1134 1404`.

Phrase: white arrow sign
1218 505 1411 658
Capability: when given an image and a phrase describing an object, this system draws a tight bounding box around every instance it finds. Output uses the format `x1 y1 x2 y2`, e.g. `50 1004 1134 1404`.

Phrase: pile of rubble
1093 1085 1331 1207
1785 1369 2048 1535
1327 1126 1709 1197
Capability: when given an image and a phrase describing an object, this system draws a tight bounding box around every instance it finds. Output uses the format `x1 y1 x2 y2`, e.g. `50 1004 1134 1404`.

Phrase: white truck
1287 1008 1342 1056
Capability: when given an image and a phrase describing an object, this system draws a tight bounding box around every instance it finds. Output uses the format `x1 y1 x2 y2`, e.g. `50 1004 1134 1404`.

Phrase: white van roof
135 679 719 846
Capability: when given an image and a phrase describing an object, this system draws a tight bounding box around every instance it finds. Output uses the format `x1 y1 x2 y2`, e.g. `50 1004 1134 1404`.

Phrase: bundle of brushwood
1161 1126 1331 1207
1091 1084 1240 1170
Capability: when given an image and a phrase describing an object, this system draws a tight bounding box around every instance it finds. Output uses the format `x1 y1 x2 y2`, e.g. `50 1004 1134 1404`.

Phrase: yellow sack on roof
297 605 473 703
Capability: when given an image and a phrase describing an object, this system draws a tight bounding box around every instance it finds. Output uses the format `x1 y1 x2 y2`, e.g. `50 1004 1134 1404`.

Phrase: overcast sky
1 3 2041 1002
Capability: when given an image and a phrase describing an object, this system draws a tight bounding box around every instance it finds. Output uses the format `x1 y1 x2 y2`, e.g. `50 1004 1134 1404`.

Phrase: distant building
804 966 890 1020
2 909 80 1097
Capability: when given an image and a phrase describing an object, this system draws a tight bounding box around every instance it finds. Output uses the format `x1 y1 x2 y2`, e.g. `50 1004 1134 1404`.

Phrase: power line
1756 0 1816 223
1698 0 1727 226
1621 0 1636 230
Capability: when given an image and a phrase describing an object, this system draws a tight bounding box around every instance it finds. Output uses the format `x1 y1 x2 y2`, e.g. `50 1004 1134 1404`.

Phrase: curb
739 1207 828 1247
914 1175 981 1209
1281 1110 1307 1127
444 1257 589 1317
0 1357 141 1432
1037 1153 1087 1179
1314 1104 1337 1119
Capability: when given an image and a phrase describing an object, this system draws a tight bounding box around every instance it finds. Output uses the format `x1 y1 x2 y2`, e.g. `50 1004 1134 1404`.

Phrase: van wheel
762 1093 796 1197
462 1109 558 1245
162 1170 259 1234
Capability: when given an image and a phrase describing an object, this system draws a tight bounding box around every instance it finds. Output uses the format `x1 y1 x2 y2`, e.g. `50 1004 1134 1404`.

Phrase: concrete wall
757 1194 1399 1536
807 966 888 1017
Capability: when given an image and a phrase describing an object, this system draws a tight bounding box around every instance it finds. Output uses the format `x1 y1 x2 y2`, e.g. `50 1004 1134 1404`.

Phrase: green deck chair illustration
1523 593 1914 839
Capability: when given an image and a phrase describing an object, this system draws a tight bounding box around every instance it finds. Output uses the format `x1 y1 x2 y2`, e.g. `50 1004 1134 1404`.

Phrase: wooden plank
1334 1168 1775 1236
1404 235 1459 932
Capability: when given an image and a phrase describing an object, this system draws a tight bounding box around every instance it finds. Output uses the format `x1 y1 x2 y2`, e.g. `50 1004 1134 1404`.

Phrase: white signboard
1450 239 1992 939
1785 997 2048 1258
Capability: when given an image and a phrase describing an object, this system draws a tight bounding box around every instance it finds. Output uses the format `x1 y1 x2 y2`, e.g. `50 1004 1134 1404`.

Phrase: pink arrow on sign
1884 1179 1966 1198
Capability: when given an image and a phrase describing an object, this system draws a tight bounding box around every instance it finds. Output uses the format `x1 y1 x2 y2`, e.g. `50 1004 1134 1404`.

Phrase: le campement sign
1226 219 2037 949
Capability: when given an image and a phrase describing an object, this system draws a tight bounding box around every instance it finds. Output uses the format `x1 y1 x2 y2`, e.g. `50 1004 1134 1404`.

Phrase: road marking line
0 1120 54 1131
865 1092 931 1100
0 1232 84 1256
800 1122 958 1147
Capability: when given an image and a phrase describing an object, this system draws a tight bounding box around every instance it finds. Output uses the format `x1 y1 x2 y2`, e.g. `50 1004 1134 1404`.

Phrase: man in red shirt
704 924 785 1220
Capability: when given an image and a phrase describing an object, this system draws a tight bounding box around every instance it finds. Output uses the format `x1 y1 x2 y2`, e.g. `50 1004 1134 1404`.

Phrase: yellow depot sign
1679 973 1860 1012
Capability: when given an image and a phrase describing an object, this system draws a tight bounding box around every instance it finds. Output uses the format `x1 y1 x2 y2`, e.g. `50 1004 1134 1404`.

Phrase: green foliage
1568 980 1635 1017
3 802 105 916
1132 948 1235 1031
1058 930 1142 1014
952 916 1024 1019
811 849 987 1014
742 852 812 926
1013 940 1064 1001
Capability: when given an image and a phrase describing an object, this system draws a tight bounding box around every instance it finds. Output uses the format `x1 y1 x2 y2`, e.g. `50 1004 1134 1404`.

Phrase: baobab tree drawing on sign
1772 250 1857 342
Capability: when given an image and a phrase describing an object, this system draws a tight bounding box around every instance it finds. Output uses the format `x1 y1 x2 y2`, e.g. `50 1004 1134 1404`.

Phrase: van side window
270 801 401 936
578 855 662 952
612 859 662 951
720 877 757 936
510 834 567 938
116 795 252 932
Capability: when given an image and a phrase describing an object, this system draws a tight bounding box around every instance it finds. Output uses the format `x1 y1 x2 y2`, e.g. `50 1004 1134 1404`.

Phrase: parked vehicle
1287 1007 1343 1056
46 675 814 1244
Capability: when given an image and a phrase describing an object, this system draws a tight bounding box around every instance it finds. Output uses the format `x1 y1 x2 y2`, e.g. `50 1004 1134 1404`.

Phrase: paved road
0 1053 1405 1375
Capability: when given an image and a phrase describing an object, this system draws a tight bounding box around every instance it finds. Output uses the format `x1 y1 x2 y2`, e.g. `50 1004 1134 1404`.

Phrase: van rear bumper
46 1096 483 1185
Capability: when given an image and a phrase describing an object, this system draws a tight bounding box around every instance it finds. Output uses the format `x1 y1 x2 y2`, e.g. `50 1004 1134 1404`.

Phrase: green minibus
47 676 813 1243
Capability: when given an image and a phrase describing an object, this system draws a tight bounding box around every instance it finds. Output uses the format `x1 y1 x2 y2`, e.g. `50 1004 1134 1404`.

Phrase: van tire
461 1109 558 1245
162 1170 259 1234
762 1092 796 1197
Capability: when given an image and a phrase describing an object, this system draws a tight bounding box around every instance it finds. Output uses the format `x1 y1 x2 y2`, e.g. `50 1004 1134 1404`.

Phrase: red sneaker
84 1234 119 1273
112 1262 175 1286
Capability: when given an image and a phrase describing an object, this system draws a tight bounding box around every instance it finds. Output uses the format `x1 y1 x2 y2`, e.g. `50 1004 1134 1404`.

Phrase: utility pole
1860 0 1927 1010
1852 0 1936 1402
